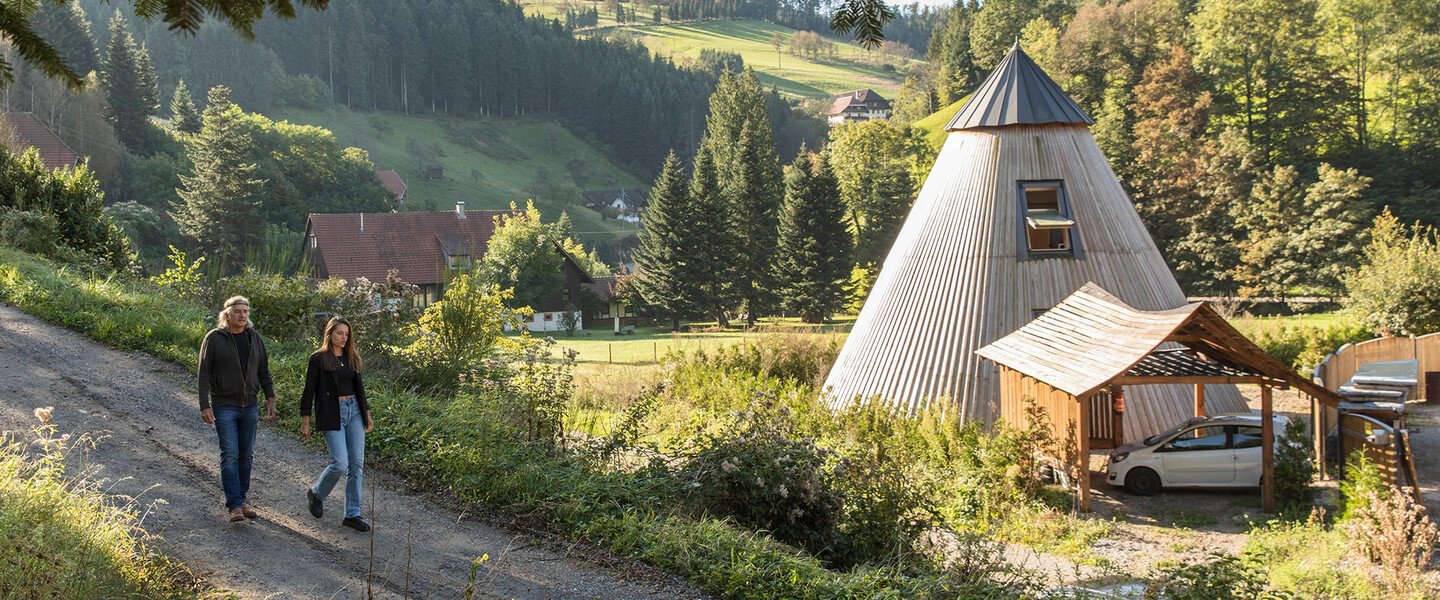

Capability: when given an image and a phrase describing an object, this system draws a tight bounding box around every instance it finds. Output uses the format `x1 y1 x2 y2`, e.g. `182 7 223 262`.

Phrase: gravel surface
0 304 709 600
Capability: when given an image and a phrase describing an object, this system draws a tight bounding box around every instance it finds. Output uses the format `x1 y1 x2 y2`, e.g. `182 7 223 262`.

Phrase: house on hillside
376 170 407 203
302 201 593 331
824 43 1249 443
1 112 80 170
581 188 648 224
826 89 892 125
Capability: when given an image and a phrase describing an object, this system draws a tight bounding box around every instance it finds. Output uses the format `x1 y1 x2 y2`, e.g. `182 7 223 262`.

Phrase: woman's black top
299 350 370 431
335 355 356 397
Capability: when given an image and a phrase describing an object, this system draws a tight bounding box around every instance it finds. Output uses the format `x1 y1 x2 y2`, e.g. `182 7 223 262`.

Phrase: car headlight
1110 452 1128 463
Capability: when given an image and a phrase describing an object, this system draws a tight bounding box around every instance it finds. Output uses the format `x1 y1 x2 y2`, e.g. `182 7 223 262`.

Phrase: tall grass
0 425 205 598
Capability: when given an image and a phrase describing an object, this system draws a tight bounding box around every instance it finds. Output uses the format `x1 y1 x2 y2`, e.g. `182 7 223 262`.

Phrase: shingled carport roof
976 283 1343 408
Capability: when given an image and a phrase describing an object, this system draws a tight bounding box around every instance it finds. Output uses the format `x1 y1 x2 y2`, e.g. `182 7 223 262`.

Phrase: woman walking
300 316 374 532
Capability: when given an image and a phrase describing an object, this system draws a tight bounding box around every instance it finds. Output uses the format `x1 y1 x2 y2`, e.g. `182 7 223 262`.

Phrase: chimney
360 212 365 233
456 201 466 219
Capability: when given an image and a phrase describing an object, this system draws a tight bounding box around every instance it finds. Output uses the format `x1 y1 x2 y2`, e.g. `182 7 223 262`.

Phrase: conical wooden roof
945 44 1093 131
824 53 1246 441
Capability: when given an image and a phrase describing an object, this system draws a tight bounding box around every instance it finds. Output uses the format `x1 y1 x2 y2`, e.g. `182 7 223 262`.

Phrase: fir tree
690 145 734 327
172 86 267 261
169 79 203 134
635 151 699 330
555 209 575 241
776 149 852 323
100 11 159 154
33 3 98 77
726 125 779 325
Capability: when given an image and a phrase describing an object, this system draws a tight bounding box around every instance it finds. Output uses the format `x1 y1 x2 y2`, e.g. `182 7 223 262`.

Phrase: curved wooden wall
824 123 1248 441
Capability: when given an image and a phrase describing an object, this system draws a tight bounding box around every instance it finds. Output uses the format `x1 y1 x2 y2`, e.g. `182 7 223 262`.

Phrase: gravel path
0 304 708 600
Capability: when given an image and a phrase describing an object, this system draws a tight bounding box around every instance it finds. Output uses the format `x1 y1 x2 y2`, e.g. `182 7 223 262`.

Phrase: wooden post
1261 384 1275 513
1193 383 1206 417
1078 392 1092 512
1312 394 1326 479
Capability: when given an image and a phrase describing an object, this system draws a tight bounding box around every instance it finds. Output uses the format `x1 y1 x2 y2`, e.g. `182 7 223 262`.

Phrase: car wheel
1125 467 1161 496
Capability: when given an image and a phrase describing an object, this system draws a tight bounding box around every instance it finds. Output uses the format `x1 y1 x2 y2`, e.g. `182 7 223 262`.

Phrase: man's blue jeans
213 403 259 511
312 396 365 519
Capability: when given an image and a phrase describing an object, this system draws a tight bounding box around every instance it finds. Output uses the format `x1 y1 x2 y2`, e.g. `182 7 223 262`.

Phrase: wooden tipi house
824 43 1249 442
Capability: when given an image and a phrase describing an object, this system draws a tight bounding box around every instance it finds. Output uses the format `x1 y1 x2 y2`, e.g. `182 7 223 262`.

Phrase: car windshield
1143 421 1194 446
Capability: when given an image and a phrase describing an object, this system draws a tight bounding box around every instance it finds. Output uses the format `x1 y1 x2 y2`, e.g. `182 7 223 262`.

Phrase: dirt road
0 304 707 600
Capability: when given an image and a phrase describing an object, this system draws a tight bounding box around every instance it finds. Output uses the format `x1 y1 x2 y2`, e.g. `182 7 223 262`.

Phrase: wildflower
544 336 556 344
778 485 788 498
721 460 738 474
755 477 764 488
458 373 467 380
483 379 497 387
33 406 53 423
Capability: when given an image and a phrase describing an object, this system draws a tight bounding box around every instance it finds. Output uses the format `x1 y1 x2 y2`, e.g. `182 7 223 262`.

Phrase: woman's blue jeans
311 396 365 518
213 403 259 511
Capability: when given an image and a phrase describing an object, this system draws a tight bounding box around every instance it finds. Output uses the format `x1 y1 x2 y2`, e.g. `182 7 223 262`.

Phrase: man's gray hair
217 296 253 330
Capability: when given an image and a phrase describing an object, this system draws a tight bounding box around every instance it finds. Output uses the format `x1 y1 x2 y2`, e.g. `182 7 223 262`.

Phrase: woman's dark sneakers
306 489 323 518
342 516 371 532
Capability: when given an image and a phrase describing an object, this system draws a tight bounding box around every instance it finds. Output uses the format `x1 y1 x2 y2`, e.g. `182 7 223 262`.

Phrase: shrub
1146 553 1291 599
1346 209 1440 335
0 147 133 269
1273 419 1316 515
456 337 578 448
686 331 841 387
150 245 210 304
215 266 319 341
1340 490 1440 591
403 274 529 390
1339 449 1389 519
317 269 421 358
679 395 845 556
1250 320 1373 373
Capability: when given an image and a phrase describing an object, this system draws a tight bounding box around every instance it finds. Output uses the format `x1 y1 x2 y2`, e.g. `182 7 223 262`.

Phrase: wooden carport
975 283 1344 512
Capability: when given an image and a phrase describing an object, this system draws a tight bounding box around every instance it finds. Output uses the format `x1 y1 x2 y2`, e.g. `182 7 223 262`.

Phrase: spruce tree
726 125 780 325
776 150 852 323
170 79 203 134
690 144 734 327
555 209 575 241
33 3 98 77
100 11 159 154
635 151 698 329
172 86 267 262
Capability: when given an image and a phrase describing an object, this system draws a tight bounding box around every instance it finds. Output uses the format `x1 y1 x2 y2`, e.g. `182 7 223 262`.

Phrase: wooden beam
1111 375 1266 385
1079 389 1092 513
1194 383 1206 417
1262 384 1275 513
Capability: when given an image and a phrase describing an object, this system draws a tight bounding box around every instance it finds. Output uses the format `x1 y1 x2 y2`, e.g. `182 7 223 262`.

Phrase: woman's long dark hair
320 316 363 372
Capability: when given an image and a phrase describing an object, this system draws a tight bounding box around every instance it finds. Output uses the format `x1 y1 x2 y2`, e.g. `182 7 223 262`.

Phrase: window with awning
1018 181 1080 259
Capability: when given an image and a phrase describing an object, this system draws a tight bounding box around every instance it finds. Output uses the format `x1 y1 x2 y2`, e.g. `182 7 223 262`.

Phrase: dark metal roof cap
945 43 1094 131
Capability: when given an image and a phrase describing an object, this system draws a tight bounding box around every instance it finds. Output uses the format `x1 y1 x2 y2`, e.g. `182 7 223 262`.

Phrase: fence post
653 341 657 364
609 343 612 364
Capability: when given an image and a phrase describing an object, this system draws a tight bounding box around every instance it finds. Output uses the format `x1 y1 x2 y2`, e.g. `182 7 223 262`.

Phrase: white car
1106 414 1288 496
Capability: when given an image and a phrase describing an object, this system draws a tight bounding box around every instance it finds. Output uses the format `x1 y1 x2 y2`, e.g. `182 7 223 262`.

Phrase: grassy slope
265 108 648 244
624 20 914 99
911 96 966 150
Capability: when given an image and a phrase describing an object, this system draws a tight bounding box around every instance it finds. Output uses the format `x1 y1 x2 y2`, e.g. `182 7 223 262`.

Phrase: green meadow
264 108 648 245
623 20 915 98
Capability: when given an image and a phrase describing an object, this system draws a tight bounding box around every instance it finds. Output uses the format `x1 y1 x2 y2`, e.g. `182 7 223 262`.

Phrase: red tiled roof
589 275 617 301
306 209 511 286
376 170 406 200
2 112 79 170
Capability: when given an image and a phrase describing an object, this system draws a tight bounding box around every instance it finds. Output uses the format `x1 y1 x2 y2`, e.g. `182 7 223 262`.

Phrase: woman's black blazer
299 351 371 431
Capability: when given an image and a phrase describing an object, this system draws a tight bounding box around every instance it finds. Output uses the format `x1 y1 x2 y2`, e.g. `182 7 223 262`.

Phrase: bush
0 208 61 256
150 245 210 305
1340 489 1440 596
679 396 845 556
1146 553 1291 599
456 337 577 448
0 148 133 269
214 266 319 341
403 274 529 390
317 269 421 358
1250 320 1373 373
1273 419 1316 515
1346 209 1440 335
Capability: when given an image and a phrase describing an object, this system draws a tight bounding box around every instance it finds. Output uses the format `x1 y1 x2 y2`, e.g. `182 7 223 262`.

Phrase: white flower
778 485 788 498
721 460 738 474
755 477 764 488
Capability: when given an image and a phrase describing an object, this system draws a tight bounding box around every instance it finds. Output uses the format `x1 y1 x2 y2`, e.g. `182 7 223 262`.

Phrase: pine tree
172 86 267 261
170 79 203 134
100 11 159 154
555 209 575 241
777 149 852 323
634 152 699 329
33 3 98 77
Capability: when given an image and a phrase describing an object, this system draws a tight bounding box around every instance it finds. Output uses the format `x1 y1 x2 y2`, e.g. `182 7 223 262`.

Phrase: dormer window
1018 180 1081 259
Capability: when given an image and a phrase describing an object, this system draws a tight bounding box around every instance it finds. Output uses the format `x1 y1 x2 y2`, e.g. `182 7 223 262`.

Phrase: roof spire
945 43 1094 131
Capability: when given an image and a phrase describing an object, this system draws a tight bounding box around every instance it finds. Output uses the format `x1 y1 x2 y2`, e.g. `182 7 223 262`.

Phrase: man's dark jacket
299 351 371 431
198 327 275 411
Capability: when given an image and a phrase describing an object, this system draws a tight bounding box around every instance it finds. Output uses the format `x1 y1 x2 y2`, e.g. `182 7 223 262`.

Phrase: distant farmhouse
582 188 648 224
375 170 407 204
303 202 594 331
1 112 80 170
826 89 892 125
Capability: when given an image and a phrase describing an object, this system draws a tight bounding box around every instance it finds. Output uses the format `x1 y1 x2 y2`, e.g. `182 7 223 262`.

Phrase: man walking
198 295 278 522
